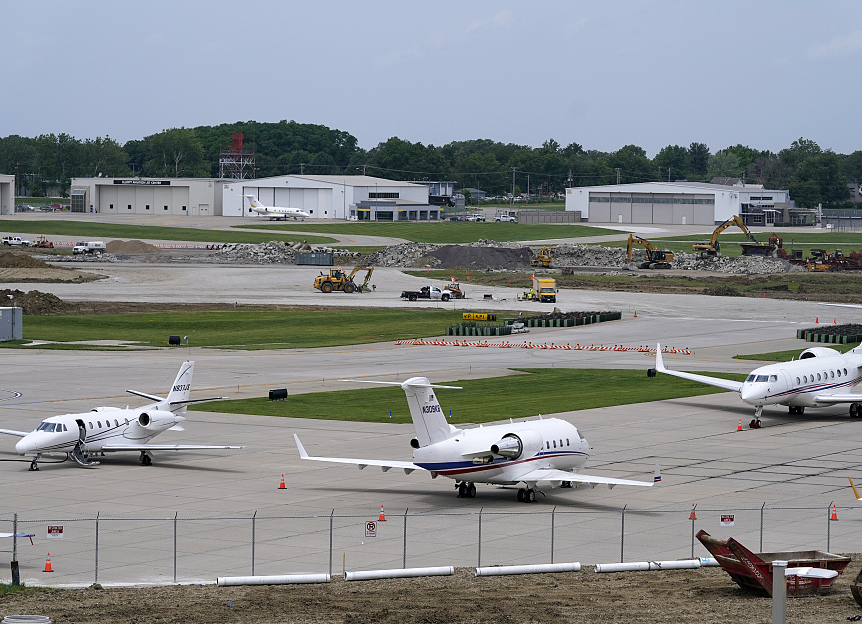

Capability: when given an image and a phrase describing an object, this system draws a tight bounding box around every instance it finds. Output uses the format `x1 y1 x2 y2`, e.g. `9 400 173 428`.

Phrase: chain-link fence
2 504 860 586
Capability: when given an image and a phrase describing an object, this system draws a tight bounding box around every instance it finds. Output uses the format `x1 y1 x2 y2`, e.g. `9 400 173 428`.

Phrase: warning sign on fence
47 525 64 539
720 514 735 527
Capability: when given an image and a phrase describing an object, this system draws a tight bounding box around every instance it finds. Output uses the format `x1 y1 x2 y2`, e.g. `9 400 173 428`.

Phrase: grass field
0 220 337 245
191 368 736 424
232 222 619 244
16 308 470 349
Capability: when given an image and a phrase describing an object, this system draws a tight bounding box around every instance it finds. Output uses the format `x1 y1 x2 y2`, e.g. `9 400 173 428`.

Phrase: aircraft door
780 370 793 396
75 419 86 443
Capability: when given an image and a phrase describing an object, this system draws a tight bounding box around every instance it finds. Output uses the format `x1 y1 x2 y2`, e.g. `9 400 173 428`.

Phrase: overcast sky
3 1 861 156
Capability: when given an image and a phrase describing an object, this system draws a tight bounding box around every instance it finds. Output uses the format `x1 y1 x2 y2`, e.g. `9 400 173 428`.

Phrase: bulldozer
313 266 374 293
530 248 553 268
692 215 759 257
624 235 674 269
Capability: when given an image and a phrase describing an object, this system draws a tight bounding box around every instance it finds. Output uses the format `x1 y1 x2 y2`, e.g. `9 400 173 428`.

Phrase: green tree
653 145 689 181
688 142 710 177
793 152 849 206
607 145 655 184
143 128 207 177
706 151 743 180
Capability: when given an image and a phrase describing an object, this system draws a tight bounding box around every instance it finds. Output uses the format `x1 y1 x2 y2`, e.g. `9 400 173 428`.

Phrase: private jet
294 376 659 503
652 342 862 426
244 195 310 220
0 361 241 470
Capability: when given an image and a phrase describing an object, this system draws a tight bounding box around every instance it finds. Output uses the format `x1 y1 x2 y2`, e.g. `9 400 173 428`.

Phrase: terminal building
69 174 440 220
565 181 796 226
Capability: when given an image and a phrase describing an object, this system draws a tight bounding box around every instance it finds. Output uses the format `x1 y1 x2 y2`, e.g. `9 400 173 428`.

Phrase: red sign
720 514 735 527
47 525 64 539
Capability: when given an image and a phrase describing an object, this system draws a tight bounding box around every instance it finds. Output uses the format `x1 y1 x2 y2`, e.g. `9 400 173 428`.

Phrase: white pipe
344 566 454 581
699 557 720 567
594 560 701 573
217 573 330 586
475 562 581 577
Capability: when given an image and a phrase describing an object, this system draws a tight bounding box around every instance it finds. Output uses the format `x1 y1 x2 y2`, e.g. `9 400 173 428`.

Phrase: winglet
654 460 662 484
850 477 862 501
655 344 666 372
294 434 309 459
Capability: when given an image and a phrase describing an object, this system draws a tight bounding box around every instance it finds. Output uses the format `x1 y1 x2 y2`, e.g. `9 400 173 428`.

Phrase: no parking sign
365 521 377 537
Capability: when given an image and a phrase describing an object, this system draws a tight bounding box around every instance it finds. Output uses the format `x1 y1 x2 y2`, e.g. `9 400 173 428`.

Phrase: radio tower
219 134 255 179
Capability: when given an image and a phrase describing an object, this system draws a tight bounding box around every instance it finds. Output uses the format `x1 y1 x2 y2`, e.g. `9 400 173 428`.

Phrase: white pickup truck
72 241 106 254
1 236 33 247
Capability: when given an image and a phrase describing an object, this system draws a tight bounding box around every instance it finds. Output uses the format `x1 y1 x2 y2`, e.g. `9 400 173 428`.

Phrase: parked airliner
653 343 862 426
294 377 659 503
244 195 310 220
0 361 241 470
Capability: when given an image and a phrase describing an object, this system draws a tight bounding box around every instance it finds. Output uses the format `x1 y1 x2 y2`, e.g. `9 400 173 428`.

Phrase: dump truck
313 266 373 293
624 235 674 269
692 215 758 257
521 276 557 303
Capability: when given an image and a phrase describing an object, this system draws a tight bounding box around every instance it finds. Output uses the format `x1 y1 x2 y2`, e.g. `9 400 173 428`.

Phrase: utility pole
362 164 367 176
511 167 517 209
615 168 621 185
526 174 530 203
300 163 305 175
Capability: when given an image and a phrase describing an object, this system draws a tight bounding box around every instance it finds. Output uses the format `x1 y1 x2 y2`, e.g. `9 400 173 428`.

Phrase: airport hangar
0 174 14 215
69 174 442 221
564 181 796 226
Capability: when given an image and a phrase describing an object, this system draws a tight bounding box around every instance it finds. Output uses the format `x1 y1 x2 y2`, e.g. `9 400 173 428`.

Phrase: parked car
449 215 467 222
466 213 485 222
494 214 517 222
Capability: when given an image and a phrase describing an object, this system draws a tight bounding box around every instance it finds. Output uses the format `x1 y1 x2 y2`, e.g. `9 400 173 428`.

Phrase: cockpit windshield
35 422 66 432
749 374 777 383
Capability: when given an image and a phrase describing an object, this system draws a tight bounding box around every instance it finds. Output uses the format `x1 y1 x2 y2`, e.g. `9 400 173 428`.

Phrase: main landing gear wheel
139 451 152 466
457 482 477 498
517 488 536 503
788 406 806 415
851 403 862 418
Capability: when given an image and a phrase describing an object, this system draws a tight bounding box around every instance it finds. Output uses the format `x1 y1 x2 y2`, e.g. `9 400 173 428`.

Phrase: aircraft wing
294 434 423 475
0 428 28 437
100 444 243 451
518 461 659 489
654 344 743 392
812 393 862 404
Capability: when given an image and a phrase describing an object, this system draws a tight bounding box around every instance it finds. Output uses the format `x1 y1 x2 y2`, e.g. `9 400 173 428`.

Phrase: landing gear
560 481 573 489
788 406 806 415
750 406 763 428
139 451 152 466
851 403 862 418
29 459 39 471
456 481 476 498
517 488 536 503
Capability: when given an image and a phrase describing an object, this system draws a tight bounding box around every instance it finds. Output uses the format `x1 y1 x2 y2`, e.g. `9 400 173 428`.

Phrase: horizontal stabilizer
127 390 163 402
169 396 228 406
294 434 421 474
340 379 463 390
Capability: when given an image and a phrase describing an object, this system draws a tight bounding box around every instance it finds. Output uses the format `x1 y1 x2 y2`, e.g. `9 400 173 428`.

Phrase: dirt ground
2 563 861 623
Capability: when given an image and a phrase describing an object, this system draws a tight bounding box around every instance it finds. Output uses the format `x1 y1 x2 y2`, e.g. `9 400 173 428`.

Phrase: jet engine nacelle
491 430 544 460
137 410 179 429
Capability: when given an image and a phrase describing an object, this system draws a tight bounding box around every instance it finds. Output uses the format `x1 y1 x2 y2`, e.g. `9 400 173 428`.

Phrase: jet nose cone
15 436 34 454
740 384 765 405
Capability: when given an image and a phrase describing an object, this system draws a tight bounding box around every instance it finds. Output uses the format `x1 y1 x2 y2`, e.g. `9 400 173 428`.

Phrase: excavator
313 266 374 293
624 235 674 270
692 215 759 257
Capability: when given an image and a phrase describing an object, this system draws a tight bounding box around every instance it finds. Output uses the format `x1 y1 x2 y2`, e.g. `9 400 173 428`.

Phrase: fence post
12 512 17 566
251 511 257 576
620 505 626 563
478 508 483 568
760 503 765 552
329 509 334 578
403 508 408 569
827 502 832 552
94 512 100 585
550 507 556 564
173 512 178 583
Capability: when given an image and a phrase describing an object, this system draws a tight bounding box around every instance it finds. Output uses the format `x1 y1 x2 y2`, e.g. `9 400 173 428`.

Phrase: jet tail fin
160 361 195 412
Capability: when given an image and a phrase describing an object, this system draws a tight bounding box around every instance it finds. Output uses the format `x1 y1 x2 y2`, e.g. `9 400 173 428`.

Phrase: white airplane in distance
0 361 241 470
244 195 310 220
652 342 862 427
294 377 660 503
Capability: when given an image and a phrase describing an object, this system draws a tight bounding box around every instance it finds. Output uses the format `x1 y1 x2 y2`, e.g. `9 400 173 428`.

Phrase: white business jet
652 343 862 426
294 377 659 503
244 195 310 220
0 361 241 470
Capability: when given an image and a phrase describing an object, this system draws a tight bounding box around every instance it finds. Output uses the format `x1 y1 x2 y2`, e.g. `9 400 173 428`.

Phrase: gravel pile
365 242 444 267
211 241 362 265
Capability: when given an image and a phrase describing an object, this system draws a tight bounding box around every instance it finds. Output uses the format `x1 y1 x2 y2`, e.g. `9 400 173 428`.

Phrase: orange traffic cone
279 474 286 490
44 553 53 573
816 317 819 324
688 504 697 520
378 505 386 521
830 504 838 521
737 420 743 431
633 310 637 318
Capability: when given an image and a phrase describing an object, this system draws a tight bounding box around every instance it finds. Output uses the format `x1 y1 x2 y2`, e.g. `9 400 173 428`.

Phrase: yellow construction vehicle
313 266 374 293
625 235 674 269
692 215 759 257
530 248 553 268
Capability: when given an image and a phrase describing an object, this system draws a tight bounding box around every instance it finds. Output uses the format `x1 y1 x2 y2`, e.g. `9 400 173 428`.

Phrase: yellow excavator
313 266 374 293
692 215 759 257
625 235 674 269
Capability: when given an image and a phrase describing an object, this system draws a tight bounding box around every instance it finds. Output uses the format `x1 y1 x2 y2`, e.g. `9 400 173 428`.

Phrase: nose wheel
29 459 39 471
749 406 763 428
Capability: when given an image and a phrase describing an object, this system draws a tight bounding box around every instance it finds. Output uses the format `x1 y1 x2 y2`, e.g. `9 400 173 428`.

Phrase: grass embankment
0 220 337 245
191 368 738 424
233 222 619 244
16 308 469 349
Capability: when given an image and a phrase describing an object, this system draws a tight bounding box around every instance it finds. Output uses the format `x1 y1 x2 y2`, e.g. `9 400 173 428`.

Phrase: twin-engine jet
0 361 241 470
653 342 862 426
295 377 659 503
244 195 310 220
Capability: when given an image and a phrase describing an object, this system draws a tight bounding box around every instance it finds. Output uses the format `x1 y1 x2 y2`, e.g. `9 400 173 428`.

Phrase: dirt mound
106 239 159 254
703 286 743 297
0 252 52 268
423 245 533 270
0 288 74 315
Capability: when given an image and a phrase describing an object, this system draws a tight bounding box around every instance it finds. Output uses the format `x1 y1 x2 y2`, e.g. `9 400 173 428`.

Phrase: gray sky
3 1 861 156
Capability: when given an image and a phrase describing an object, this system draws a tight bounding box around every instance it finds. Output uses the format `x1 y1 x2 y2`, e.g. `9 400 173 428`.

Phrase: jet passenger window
553 440 556 448
845 368 848 376
838 370 842 378
88 422 93 429
831 371 835 378
796 377 800 385
566 438 570 446
817 373 821 381
98 421 102 428
115 420 119 427
804 376 808 383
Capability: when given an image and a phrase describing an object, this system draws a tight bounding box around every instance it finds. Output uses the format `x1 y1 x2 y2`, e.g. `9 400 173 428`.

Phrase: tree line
1 120 860 208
